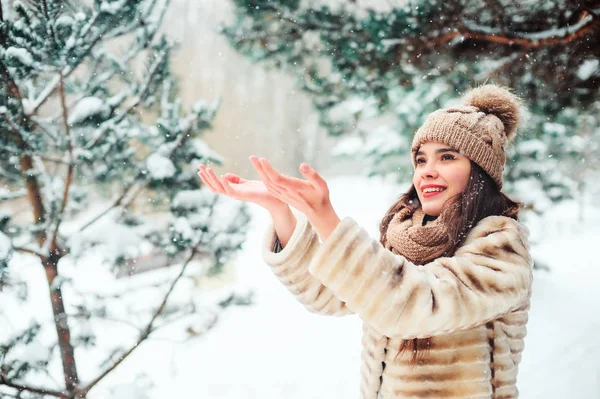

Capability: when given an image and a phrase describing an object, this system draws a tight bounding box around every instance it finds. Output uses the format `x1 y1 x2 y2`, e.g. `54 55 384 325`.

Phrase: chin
423 208 442 217
421 201 443 216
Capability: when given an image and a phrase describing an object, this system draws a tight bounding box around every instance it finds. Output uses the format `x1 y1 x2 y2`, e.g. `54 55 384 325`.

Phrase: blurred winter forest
1 0 599 398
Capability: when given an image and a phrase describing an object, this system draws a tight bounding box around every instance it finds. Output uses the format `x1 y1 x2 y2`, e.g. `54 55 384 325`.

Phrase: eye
416 157 426 164
441 154 456 161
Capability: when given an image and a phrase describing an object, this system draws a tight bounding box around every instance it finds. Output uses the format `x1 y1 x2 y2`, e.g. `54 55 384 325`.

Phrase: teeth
423 187 445 193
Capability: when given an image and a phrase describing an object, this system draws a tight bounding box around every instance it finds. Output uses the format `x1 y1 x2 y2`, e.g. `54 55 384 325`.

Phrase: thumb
300 163 326 187
299 163 311 174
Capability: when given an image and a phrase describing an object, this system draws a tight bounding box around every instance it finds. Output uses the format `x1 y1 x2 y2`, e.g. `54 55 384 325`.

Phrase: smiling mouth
422 188 446 198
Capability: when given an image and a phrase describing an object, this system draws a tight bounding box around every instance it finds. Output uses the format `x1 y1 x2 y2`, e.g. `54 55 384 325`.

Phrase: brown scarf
384 205 451 265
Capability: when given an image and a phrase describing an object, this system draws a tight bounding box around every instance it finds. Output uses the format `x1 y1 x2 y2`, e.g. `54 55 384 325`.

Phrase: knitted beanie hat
411 84 522 188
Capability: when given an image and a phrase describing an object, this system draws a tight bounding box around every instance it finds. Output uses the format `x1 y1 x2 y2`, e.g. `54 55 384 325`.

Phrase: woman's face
412 141 471 216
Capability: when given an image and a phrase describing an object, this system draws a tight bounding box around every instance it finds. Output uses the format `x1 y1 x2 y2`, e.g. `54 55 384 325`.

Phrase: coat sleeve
261 213 353 316
307 215 533 338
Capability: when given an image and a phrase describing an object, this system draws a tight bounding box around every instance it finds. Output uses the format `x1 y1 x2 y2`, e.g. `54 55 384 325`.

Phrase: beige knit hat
411 84 522 188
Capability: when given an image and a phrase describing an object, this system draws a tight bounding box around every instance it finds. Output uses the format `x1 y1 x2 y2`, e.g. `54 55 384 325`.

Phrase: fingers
197 165 215 191
299 163 327 190
219 175 234 196
257 157 305 191
249 156 287 199
205 167 226 192
197 164 225 193
223 173 244 184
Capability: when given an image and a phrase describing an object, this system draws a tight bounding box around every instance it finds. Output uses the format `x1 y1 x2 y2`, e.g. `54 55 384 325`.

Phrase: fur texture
262 214 533 399
462 84 522 142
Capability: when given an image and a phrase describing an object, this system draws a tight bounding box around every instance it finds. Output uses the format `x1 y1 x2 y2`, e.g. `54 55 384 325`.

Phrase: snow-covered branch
12 245 48 258
429 11 599 48
84 46 169 150
0 375 69 399
78 248 197 396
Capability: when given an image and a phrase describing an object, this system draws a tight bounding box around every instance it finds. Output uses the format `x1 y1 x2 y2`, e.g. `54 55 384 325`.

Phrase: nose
420 160 439 180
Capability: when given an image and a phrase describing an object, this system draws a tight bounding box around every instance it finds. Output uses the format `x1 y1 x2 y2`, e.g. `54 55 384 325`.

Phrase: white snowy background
1 0 599 397
3 176 599 399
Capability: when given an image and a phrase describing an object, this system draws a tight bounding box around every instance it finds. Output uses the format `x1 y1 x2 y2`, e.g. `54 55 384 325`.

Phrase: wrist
308 205 341 242
267 202 291 218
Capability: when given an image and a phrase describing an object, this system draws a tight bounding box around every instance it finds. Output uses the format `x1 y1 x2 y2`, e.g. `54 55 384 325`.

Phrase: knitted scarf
384 205 451 265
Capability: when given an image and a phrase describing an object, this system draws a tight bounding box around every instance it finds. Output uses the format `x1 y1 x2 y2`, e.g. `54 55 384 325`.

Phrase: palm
230 179 270 200
197 161 287 211
219 175 282 209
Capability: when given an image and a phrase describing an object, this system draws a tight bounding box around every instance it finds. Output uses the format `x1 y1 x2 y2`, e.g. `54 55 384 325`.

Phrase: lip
420 184 447 199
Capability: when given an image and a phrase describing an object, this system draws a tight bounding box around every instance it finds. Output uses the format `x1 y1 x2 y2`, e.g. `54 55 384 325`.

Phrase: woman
197 84 533 399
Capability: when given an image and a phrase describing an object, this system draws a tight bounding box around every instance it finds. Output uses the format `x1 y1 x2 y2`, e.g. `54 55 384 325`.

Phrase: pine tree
223 0 600 209
0 1 251 397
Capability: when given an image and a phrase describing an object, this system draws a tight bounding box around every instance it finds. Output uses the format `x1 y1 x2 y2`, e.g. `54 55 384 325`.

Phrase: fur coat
261 213 533 399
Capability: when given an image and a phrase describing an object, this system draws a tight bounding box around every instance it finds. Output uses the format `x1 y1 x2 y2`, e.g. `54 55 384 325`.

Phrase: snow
189 138 225 163
67 208 146 265
463 13 595 42
172 189 213 210
146 153 177 179
2 176 599 398
0 231 11 260
109 382 151 399
331 135 365 156
513 178 553 213
100 0 128 15
577 59 599 81
5 46 34 66
517 139 547 155
55 15 75 28
543 122 568 135
11 341 48 365
68 96 111 125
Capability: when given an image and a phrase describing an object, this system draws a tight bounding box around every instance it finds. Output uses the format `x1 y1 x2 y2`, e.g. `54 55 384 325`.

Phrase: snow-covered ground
3 176 600 398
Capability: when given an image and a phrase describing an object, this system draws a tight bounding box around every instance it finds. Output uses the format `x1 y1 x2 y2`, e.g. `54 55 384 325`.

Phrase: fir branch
429 10 598 48
27 27 107 115
0 189 27 201
40 0 57 45
0 375 69 399
68 311 141 330
79 9 100 38
78 248 197 396
32 119 59 142
0 112 33 152
25 73 62 116
12 245 47 258
85 47 169 149
77 180 137 233
79 102 198 234
39 155 78 166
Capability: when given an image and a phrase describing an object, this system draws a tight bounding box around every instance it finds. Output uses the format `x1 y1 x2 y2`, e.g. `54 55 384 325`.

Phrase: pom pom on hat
462 84 522 142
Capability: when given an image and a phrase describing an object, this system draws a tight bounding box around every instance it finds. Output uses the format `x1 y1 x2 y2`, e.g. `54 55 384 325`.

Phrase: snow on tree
222 0 600 211
0 0 251 397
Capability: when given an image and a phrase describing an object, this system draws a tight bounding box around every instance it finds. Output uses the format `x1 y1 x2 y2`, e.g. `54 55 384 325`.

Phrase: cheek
412 171 424 194
453 164 471 192
443 164 470 193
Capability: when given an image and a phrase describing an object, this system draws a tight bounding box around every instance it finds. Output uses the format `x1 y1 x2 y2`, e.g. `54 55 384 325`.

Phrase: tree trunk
43 256 80 395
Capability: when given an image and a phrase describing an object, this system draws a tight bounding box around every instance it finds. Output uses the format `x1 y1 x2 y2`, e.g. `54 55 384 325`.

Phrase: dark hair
379 161 522 364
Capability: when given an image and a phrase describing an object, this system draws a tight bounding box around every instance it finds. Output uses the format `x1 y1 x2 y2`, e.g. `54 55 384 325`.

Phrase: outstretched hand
248 156 341 241
197 163 286 212
197 156 342 241
248 155 333 220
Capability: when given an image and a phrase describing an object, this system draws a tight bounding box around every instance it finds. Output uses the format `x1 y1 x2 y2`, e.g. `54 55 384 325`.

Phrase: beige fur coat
262 213 533 399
